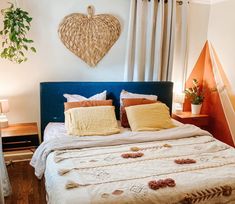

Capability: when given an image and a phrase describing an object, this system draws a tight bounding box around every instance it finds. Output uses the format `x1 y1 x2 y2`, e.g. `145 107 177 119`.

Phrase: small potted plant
184 79 204 114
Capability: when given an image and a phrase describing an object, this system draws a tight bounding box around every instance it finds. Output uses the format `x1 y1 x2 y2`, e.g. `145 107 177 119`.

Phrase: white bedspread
43 122 130 142
43 120 183 141
31 125 235 204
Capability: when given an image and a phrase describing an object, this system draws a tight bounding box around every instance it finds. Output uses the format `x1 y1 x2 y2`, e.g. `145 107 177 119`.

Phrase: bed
31 82 235 204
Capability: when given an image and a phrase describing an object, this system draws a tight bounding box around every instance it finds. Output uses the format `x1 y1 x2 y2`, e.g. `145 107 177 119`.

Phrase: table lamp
0 99 9 128
173 92 185 114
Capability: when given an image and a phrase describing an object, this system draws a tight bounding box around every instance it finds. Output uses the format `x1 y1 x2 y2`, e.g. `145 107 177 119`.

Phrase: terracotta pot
191 104 202 115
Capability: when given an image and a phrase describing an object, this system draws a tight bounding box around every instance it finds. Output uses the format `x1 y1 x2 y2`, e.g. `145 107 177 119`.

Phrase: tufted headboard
40 81 173 140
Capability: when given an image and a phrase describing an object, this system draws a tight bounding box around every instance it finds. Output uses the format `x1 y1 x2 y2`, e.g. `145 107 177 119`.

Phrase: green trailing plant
0 3 36 63
185 79 205 105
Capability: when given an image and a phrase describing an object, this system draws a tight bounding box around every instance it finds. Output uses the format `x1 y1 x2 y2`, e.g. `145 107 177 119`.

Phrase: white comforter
31 125 235 204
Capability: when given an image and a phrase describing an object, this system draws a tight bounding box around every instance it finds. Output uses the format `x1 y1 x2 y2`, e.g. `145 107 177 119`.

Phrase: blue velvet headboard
40 81 173 140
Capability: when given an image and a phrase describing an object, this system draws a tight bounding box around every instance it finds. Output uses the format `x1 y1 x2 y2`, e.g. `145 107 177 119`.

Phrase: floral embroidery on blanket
129 183 148 201
95 170 110 180
178 185 233 204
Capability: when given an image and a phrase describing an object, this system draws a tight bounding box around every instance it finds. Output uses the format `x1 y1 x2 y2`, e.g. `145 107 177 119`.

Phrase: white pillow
120 90 158 105
64 91 107 102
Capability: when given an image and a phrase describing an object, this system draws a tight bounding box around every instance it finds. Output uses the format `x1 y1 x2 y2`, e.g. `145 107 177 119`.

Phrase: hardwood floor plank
4 161 46 204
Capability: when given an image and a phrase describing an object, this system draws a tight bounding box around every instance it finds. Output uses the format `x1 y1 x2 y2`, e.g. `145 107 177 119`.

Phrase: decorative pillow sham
65 106 120 136
120 98 157 128
120 90 158 105
125 103 175 132
64 100 113 111
64 90 107 102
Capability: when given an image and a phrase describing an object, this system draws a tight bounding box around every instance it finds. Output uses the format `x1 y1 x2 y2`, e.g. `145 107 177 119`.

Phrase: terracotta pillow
120 98 157 128
64 100 113 111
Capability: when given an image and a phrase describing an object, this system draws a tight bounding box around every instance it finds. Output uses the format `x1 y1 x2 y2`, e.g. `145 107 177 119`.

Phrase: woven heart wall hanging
58 6 121 67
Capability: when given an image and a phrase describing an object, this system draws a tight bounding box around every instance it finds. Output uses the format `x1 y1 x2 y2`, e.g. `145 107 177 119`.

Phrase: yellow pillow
125 103 175 131
65 106 120 136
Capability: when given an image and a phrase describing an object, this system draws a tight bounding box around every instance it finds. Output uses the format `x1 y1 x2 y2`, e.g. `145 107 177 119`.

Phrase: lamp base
0 120 8 128
174 103 183 114
0 114 8 128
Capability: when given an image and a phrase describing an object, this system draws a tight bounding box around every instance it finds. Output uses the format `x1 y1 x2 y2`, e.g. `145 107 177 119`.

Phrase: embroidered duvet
31 125 235 204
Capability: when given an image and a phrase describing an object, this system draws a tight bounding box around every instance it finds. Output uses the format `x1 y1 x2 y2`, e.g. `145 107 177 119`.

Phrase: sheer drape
171 0 189 92
0 132 11 203
124 0 176 81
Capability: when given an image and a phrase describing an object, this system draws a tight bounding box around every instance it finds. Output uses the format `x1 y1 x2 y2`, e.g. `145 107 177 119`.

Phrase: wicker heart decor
58 6 121 67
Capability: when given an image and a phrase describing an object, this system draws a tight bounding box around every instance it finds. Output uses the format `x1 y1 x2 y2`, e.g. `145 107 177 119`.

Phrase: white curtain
171 0 190 92
0 134 11 203
124 0 176 81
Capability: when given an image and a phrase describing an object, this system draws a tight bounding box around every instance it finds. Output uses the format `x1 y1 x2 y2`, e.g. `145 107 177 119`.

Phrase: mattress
30 123 235 204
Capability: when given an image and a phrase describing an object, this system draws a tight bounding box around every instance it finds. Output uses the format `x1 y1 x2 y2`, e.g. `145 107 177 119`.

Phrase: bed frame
40 81 173 140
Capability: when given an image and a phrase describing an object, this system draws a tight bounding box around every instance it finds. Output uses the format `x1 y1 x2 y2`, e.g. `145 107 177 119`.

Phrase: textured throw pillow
64 90 107 102
65 106 120 136
64 100 113 111
120 98 157 128
125 103 175 132
120 90 158 105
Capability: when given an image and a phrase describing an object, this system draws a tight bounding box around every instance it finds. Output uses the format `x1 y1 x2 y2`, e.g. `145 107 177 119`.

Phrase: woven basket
58 6 121 67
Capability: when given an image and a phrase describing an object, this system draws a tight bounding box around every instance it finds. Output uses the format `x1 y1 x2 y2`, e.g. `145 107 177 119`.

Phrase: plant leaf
30 47 36 53
23 45 28 50
19 51 24 56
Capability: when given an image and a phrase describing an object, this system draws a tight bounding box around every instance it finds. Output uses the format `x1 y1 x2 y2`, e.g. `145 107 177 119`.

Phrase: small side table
0 123 39 162
172 112 209 130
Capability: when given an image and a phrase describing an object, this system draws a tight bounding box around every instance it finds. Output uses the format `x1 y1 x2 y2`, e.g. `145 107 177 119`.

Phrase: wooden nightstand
0 123 39 162
172 112 209 129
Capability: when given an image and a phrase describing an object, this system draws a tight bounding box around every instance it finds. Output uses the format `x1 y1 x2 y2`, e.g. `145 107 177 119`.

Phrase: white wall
186 2 211 77
0 0 130 125
186 0 235 94
208 0 235 92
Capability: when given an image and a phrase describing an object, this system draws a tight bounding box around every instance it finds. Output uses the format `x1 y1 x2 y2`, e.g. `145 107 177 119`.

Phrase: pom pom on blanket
148 178 176 190
163 144 172 148
174 158 196 164
58 169 71 176
65 180 89 189
121 152 144 159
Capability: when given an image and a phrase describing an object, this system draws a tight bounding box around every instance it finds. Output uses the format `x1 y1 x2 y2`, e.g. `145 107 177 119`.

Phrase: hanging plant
0 3 36 63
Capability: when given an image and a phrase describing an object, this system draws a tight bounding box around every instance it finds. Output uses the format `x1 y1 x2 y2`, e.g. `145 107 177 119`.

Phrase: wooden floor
4 161 47 204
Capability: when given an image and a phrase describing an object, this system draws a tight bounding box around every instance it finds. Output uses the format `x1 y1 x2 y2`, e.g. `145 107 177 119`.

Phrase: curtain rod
146 0 185 5
176 1 183 5
147 0 168 2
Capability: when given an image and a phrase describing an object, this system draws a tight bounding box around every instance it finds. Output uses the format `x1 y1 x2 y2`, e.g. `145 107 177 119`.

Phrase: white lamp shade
0 99 9 113
173 92 185 104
